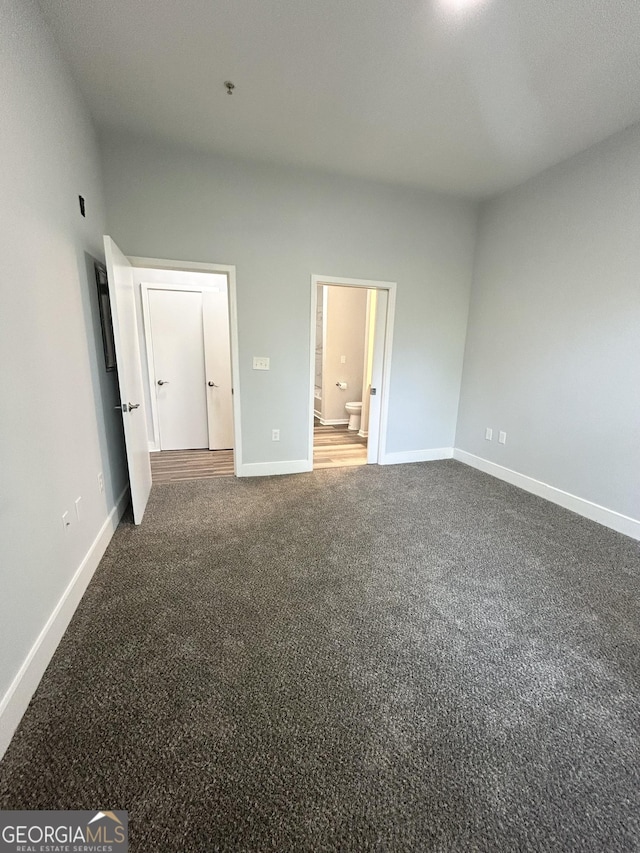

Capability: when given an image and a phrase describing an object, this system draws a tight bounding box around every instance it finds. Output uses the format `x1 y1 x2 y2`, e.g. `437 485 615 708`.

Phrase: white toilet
345 401 362 431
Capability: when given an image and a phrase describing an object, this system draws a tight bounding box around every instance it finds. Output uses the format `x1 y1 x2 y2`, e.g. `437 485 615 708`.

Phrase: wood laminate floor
313 422 367 469
151 449 234 483
150 424 367 483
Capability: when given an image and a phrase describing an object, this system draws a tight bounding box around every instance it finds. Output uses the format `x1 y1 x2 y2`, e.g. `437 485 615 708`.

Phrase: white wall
0 0 127 754
321 286 368 423
99 131 478 466
456 122 640 525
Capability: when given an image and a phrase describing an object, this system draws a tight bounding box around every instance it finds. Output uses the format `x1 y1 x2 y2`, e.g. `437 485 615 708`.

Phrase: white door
104 236 152 525
203 290 234 449
367 289 388 464
147 289 209 450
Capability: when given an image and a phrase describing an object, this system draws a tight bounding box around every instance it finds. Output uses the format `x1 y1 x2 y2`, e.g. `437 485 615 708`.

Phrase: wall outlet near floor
74 496 82 521
272 428 280 441
340 355 346 364
485 427 493 441
97 472 104 493
499 431 507 445
62 511 71 533
253 356 270 370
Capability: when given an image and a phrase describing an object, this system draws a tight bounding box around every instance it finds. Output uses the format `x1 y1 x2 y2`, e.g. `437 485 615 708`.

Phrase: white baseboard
317 417 349 426
237 459 312 477
148 442 160 452
0 486 130 761
381 447 453 465
453 449 640 541
358 429 369 439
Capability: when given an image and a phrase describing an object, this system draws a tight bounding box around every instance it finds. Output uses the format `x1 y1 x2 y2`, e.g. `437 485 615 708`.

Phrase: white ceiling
39 0 640 197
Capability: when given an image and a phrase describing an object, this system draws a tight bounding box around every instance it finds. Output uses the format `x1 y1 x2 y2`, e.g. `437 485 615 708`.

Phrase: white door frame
140 281 230 452
308 274 396 467
129 256 242 476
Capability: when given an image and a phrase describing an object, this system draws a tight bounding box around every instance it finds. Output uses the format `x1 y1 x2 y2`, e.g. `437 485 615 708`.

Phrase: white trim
128 256 242 476
381 447 453 465
128 256 234 274
308 274 396 469
140 284 161 451
376 289 395 466
148 442 160 453
358 430 369 439
237 459 312 478
313 274 396 289
316 417 349 426
453 449 640 541
141 282 224 293
0 487 130 760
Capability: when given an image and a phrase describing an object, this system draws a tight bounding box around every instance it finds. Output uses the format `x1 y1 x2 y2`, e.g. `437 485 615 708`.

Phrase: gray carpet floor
1 460 639 851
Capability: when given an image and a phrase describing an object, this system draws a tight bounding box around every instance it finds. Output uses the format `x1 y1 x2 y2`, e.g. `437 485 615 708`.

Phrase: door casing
130 256 242 476
308 274 397 467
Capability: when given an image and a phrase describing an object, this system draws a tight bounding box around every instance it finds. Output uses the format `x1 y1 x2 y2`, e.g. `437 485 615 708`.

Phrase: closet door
148 289 209 450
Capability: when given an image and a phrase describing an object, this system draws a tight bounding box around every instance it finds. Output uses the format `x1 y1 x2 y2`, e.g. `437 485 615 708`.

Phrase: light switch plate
253 356 270 370
499 431 507 445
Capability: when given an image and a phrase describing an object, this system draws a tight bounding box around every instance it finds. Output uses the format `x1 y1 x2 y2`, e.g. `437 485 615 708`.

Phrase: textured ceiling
39 0 640 196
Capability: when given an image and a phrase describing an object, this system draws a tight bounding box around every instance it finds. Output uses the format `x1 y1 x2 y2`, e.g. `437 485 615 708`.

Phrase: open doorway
104 239 241 523
309 275 396 470
130 257 241 485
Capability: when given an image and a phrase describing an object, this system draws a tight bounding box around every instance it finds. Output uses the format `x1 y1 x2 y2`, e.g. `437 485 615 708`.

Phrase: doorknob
208 381 219 387
129 403 141 410
157 379 169 386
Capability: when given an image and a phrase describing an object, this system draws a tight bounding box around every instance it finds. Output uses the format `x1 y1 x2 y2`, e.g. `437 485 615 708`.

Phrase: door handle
129 403 141 410
157 379 169 386
208 381 219 387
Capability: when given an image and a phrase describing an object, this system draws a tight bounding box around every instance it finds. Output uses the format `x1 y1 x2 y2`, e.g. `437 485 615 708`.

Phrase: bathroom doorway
308 275 396 469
